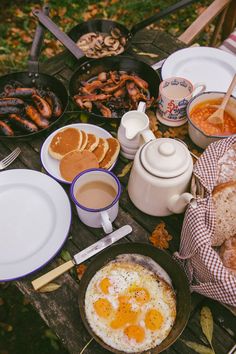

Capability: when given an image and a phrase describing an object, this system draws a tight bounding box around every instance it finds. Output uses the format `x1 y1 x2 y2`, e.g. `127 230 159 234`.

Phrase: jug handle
141 129 156 143
137 101 146 113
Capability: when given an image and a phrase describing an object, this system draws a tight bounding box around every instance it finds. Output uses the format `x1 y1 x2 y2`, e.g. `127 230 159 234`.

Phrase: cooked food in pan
84 253 176 352
0 81 62 136
190 98 236 136
76 28 126 58
73 70 155 118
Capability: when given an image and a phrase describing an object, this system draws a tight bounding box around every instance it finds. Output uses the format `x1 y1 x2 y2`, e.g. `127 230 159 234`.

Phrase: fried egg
85 254 176 353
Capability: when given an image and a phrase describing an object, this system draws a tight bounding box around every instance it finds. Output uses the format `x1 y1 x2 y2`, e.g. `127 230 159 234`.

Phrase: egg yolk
94 298 112 318
99 277 111 294
124 325 145 343
145 309 163 330
129 287 150 304
110 296 139 329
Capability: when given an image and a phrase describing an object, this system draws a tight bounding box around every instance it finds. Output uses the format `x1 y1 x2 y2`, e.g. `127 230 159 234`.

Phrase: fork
0 147 21 170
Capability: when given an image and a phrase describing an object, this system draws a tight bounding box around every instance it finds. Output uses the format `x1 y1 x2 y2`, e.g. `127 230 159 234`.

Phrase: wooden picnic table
1 28 235 354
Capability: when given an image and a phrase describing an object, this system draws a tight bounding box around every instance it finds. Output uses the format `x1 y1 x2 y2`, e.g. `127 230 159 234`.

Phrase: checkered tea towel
174 136 236 307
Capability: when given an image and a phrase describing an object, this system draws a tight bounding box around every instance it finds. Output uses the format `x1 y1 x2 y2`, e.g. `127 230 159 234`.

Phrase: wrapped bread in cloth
174 136 236 307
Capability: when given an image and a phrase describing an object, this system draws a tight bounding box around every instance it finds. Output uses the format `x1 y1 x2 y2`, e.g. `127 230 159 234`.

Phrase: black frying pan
78 243 191 354
0 5 68 140
68 55 161 121
33 0 195 61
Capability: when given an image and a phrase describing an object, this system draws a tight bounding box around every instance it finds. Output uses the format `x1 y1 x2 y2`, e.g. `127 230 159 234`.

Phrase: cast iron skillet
68 55 161 122
0 5 68 140
33 0 195 61
78 242 191 354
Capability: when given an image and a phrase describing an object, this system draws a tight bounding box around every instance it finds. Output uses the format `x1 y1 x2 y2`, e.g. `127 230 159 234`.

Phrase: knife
31 225 132 290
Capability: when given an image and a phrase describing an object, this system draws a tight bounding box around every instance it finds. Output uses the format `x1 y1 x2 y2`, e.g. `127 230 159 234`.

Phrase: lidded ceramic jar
127 138 194 216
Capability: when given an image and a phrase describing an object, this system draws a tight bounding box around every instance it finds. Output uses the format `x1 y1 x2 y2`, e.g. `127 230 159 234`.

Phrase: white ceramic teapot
127 138 195 216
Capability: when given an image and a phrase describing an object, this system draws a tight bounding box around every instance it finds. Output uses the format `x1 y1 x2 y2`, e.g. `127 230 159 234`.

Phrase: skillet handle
28 4 50 74
32 9 84 61
130 0 196 35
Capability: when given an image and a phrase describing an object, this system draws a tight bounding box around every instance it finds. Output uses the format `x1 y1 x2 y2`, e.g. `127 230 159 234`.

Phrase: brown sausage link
0 98 24 107
0 106 21 115
46 91 63 118
32 94 52 119
6 87 37 98
0 120 14 136
9 114 38 133
25 105 49 129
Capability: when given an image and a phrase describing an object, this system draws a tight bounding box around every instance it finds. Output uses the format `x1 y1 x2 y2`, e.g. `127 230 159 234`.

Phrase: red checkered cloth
219 29 236 56
174 136 236 307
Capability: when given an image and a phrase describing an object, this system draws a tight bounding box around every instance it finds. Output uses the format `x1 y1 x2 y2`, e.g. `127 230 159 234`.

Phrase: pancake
48 127 82 160
80 130 88 150
100 137 120 169
59 150 99 182
93 138 109 163
85 133 99 152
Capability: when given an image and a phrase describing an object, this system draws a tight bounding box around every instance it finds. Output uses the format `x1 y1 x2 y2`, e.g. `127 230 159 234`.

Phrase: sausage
25 105 49 129
46 91 63 118
0 120 14 136
0 98 24 107
0 106 21 115
32 94 52 119
6 87 37 98
9 114 38 133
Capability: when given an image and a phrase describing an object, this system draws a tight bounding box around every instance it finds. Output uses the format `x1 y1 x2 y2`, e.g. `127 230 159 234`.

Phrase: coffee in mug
70 168 121 234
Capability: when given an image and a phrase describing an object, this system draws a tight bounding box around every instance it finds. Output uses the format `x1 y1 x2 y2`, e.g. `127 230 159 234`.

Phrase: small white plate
162 47 236 96
0 169 71 281
40 123 115 184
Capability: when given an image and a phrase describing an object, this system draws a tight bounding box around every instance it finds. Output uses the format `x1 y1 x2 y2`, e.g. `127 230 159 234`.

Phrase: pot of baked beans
186 91 236 149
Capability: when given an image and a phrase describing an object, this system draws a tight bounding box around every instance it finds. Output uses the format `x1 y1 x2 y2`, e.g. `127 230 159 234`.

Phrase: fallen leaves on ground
117 162 133 177
149 222 172 249
76 264 87 280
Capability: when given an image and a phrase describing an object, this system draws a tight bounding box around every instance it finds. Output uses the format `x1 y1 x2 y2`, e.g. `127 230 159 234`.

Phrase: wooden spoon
207 74 236 125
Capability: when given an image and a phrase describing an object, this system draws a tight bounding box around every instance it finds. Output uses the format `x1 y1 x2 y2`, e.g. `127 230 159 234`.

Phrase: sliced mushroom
111 28 122 39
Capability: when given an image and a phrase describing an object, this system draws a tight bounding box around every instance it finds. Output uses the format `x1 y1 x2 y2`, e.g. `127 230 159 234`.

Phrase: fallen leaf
44 328 58 340
39 283 62 293
200 307 215 352
117 162 133 177
182 340 215 354
149 222 172 249
76 264 87 280
0 322 13 332
60 249 72 262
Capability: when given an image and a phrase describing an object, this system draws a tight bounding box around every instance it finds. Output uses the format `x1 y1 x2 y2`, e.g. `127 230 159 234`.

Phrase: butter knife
31 225 132 290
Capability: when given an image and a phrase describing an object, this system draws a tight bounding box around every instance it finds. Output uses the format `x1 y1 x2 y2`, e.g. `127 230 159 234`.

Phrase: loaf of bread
211 181 236 246
219 235 236 276
216 143 236 184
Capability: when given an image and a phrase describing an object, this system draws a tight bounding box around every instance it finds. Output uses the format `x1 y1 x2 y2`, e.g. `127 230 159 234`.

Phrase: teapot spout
167 193 195 214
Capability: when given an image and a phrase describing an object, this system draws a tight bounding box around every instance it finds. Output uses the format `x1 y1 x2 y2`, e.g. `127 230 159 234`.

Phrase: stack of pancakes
48 127 120 182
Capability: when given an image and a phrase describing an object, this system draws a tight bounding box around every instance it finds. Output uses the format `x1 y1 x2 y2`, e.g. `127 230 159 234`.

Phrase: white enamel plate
0 169 71 281
40 123 115 184
161 47 236 96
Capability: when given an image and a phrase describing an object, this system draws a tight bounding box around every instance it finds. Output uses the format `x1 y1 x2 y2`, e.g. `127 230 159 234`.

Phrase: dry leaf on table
39 282 62 293
200 307 215 352
182 340 215 354
76 264 87 280
117 162 133 177
163 125 188 140
149 222 172 249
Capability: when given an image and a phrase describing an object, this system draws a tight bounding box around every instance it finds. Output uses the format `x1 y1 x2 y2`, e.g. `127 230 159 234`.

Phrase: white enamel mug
70 169 121 234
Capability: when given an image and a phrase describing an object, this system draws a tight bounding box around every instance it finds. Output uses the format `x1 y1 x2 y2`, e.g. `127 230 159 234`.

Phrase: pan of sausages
0 73 68 139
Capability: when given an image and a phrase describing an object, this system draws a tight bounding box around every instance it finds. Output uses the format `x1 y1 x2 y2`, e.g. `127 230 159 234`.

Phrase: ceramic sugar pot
127 138 195 216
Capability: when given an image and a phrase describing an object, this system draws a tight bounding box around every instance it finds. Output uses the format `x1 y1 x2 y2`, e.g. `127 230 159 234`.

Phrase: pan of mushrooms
33 0 195 60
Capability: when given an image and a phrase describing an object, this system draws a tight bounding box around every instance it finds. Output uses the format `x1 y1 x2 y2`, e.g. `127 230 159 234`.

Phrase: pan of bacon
69 56 160 120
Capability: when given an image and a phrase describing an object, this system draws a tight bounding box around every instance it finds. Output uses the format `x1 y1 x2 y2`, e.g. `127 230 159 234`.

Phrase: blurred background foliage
0 0 213 75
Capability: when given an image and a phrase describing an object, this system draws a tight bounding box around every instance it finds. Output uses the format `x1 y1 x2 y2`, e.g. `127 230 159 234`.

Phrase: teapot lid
140 138 192 178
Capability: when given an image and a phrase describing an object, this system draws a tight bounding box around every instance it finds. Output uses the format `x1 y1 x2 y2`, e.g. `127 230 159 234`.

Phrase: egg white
85 256 176 353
